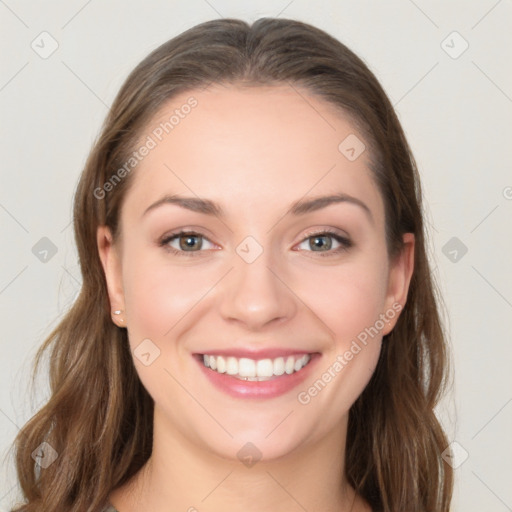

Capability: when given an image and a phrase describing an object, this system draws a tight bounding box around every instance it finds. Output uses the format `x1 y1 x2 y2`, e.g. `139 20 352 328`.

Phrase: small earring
112 309 125 327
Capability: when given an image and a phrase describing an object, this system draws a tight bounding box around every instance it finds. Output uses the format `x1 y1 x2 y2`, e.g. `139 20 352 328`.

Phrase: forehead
122 83 384 226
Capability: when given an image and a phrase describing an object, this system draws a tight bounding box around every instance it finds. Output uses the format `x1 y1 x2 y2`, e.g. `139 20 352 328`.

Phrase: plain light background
1 1 511 510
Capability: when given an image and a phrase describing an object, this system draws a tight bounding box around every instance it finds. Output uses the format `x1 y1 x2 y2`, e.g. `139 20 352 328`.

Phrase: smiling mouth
197 353 314 381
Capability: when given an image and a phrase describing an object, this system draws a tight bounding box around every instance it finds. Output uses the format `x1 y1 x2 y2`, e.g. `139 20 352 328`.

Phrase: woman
11 17 453 512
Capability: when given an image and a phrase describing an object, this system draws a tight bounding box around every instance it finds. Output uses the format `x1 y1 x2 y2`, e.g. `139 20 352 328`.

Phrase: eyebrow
142 192 374 224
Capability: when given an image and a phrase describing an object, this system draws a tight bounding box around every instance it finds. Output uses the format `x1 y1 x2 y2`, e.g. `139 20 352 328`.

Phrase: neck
110 406 366 512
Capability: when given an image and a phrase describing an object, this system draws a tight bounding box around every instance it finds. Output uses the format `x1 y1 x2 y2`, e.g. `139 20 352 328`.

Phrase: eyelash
158 229 353 258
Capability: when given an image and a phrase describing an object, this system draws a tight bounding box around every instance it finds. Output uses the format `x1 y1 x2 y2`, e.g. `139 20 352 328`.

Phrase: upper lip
194 348 318 359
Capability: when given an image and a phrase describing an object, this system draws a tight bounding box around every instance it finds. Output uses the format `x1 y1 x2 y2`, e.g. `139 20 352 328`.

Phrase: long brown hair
10 17 453 511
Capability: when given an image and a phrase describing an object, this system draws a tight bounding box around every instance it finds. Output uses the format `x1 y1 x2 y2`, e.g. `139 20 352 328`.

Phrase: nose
218 248 297 331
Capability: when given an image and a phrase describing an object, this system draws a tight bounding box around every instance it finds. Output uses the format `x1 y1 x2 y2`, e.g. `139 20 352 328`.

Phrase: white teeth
256 359 274 378
216 355 226 373
273 357 285 376
226 357 238 375
285 356 295 374
294 356 304 372
238 358 256 377
202 353 311 379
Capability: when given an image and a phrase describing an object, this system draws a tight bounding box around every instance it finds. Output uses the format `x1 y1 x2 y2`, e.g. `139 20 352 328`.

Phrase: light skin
97 83 414 512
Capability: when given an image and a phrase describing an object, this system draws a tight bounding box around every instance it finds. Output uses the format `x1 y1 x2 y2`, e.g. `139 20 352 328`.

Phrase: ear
97 225 125 326
381 232 415 336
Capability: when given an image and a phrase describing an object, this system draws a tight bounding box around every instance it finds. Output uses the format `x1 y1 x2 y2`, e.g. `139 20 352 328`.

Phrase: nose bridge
218 235 296 329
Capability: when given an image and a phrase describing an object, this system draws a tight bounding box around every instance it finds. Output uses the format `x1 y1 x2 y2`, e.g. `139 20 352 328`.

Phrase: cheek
120 249 214 402
293 255 388 405
296 262 386 415
121 247 217 343
299 257 389 343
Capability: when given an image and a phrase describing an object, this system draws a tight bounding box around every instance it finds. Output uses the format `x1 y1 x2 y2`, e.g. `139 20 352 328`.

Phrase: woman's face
98 83 414 462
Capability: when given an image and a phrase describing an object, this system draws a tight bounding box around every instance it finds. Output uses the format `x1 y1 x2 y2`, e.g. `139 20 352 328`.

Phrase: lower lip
194 353 321 399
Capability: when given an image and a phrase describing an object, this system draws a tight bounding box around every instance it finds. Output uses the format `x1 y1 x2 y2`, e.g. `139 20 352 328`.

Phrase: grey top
102 505 118 512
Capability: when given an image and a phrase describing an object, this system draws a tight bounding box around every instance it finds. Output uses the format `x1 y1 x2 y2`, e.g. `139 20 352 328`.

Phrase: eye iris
311 235 332 251
180 234 201 251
